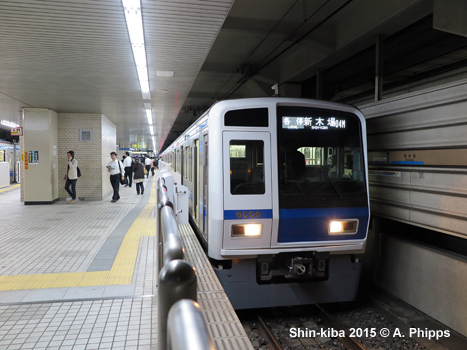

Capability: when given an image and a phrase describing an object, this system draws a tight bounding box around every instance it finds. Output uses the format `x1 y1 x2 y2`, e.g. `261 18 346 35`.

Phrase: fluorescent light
122 0 151 99
146 109 152 125
1 120 19 128
139 79 150 94
137 64 148 82
149 125 154 135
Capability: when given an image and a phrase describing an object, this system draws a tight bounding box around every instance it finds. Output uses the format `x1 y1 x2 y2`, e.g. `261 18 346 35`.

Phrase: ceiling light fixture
156 70 175 77
149 125 154 135
146 109 152 125
122 0 151 100
1 120 19 128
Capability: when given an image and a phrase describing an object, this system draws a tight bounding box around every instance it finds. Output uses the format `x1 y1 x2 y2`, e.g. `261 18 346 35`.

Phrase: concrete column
21 108 59 204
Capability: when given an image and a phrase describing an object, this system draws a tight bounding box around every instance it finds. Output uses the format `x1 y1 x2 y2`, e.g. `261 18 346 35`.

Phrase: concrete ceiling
0 0 465 153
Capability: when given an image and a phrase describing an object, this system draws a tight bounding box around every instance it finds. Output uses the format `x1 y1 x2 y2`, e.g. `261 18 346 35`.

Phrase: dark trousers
145 165 151 177
151 167 155 176
110 174 120 200
65 178 77 200
136 182 144 194
124 167 132 186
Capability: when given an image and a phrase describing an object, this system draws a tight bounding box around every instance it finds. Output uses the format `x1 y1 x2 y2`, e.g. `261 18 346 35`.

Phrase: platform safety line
0 184 20 193
0 180 157 291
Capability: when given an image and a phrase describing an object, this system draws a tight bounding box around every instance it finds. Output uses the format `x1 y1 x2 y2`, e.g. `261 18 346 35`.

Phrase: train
159 97 370 309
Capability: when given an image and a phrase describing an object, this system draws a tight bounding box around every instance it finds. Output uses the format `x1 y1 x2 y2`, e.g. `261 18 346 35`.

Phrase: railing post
158 259 197 350
160 206 185 265
167 299 215 350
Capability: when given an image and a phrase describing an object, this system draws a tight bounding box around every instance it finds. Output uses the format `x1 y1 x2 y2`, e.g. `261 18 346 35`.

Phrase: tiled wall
57 113 117 200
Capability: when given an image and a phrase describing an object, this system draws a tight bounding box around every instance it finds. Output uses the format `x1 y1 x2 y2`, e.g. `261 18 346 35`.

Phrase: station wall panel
359 79 467 239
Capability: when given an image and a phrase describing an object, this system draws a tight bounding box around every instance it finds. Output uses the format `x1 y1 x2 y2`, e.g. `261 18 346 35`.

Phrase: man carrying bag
106 152 125 203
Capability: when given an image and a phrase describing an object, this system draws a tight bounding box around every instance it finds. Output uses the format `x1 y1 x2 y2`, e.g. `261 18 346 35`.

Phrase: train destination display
282 116 346 130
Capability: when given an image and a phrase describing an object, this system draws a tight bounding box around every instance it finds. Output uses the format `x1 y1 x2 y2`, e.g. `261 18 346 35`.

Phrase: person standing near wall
64 150 78 204
123 151 133 187
107 151 125 203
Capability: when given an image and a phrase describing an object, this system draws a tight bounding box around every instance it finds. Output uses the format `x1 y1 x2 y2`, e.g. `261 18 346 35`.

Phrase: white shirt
123 156 133 167
145 158 151 165
107 159 124 175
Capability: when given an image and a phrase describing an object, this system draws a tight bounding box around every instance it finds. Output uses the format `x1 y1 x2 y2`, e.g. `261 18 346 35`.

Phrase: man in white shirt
123 151 133 187
107 152 125 203
144 157 151 178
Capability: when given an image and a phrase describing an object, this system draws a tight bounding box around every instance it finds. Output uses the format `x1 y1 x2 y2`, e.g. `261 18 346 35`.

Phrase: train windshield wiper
285 165 310 201
320 165 345 200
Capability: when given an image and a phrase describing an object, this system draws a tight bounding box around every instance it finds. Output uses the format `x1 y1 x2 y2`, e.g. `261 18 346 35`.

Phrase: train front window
230 140 265 195
277 106 366 208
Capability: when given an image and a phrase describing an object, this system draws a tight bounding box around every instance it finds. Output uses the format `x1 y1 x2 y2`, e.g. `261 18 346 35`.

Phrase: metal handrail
167 299 215 350
156 174 214 350
160 205 185 266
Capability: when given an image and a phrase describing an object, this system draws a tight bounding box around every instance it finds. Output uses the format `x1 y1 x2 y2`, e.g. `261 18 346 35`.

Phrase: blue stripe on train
278 207 369 242
224 209 273 220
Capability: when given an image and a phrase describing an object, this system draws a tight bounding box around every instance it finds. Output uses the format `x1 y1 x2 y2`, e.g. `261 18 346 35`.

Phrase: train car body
160 97 370 309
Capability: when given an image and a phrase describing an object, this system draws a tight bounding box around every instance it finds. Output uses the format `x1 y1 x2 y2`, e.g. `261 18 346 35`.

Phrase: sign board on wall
10 127 23 136
29 151 39 164
24 151 39 169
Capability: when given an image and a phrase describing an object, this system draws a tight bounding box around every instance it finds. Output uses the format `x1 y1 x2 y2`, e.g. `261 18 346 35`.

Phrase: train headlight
232 224 262 237
329 220 359 234
329 221 343 233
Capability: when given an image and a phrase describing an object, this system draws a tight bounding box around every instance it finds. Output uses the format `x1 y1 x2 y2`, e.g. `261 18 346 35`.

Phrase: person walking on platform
154 156 159 170
64 150 78 204
144 156 151 178
107 152 125 203
133 159 145 195
123 151 133 187
150 157 156 176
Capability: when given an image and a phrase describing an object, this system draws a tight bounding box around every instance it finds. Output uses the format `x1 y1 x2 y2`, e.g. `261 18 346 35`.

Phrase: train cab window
225 108 269 127
230 140 265 195
277 106 367 208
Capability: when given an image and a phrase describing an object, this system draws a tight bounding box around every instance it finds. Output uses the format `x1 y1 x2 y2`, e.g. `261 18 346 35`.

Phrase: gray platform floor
0 179 252 350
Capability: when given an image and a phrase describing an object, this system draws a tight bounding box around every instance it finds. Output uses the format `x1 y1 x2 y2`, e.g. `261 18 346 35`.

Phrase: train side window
229 140 265 195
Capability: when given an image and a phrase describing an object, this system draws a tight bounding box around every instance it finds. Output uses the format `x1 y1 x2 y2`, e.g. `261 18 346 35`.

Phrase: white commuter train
160 97 370 309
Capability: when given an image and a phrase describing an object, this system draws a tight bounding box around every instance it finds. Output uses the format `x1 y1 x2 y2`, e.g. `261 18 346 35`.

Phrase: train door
202 134 208 239
194 139 200 226
222 132 273 249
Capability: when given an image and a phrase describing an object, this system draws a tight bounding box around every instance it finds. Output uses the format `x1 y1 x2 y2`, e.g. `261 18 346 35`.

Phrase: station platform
0 178 252 349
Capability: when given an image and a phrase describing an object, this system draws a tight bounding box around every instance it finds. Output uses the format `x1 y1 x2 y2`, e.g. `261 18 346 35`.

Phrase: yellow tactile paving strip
0 181 157 291
0 183 20 193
